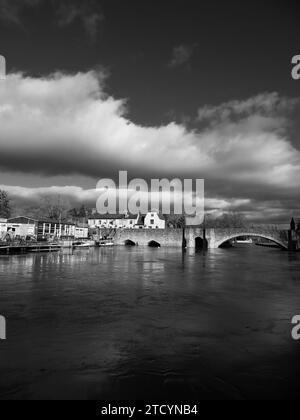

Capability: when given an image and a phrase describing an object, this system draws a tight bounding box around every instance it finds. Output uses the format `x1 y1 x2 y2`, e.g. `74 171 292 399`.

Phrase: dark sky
1 0 299 124
0 0 300 220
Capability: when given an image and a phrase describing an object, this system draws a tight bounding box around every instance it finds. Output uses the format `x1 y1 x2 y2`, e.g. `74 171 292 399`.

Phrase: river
0 245 300 400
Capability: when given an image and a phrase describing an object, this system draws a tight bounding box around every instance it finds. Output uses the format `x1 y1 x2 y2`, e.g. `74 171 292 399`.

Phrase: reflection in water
0 246 300 400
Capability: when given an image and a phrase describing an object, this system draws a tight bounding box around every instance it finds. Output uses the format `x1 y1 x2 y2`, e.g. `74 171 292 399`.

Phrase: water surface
0 246 299 400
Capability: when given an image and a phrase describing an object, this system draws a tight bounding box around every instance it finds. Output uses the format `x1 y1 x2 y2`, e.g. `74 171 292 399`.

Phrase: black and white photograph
1 0 300 404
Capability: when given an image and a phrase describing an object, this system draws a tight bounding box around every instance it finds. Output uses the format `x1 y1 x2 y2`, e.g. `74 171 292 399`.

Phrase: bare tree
23 195 71 222
165 214 186 228
205 212 248 229
0 190 11 218
42 195 71 222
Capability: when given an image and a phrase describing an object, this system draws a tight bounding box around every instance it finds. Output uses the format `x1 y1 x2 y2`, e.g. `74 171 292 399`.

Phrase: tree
42 195 70 222
165 214 186 228
25 195 70 222
0 190 11 218
68 205 87 220
205 212 248 229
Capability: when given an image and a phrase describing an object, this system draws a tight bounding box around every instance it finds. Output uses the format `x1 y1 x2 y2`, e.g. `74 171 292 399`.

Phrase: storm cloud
0 0 104 38
0 70 300 220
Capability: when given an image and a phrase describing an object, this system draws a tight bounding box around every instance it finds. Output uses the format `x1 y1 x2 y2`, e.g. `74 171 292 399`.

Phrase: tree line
164 212 248 229
0 189 249 228
0 190 90 223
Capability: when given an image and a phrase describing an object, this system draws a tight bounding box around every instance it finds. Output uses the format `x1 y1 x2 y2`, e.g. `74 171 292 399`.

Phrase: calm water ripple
0 246 300 400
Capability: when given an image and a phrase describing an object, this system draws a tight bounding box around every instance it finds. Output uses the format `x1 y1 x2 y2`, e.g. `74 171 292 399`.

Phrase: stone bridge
114 228 183 247
113 226 298 250
186 227 291 249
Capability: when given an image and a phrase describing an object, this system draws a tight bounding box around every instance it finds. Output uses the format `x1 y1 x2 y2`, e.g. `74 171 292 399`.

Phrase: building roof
88 212 164 223
89 213 138 220
156 214 166 221
8 216 38 224
136 214 145 225
75 223 89 228
126 213 139 220
89 214 126 220
145 212 166 221
7 216 76 226
39 220 76 226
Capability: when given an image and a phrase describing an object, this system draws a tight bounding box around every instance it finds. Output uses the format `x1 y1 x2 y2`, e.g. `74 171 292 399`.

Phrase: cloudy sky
0 0 300 221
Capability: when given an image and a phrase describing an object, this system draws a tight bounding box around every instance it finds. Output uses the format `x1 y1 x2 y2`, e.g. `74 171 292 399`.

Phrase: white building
7 217 36 238
122 215 139 229
88 212 165 230
75 226 89 239
0 218 7 239
7 217 77 240
143 212 166 229
88 214 138 229
38 221 76 239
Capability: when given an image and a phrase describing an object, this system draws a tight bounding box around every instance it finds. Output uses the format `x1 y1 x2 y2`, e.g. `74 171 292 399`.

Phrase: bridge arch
195 237 208 250
148 240 161 248
124 239 136 246
215 233 288 250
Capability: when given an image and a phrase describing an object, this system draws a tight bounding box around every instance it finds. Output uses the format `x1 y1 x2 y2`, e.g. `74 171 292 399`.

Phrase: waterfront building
37 220 76 240
7 217 37 238
0 218 7 239
7 216 77 240
134 214 145 229
75 226 89 239
144 212 166 229
134 212 166 229
88 214 138 229
88 212 165 229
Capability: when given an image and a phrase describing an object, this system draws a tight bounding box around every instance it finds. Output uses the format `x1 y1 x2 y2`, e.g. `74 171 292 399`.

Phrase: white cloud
0 71 300 219
197 92 298 123
0 184 98 202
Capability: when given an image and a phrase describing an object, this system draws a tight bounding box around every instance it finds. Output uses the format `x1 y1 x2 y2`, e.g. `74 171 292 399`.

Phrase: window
150 219 154 224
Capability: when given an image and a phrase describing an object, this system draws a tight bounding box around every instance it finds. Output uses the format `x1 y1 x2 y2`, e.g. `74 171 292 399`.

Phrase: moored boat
72 240 96 249
236 238 253 244
98 239 114 247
